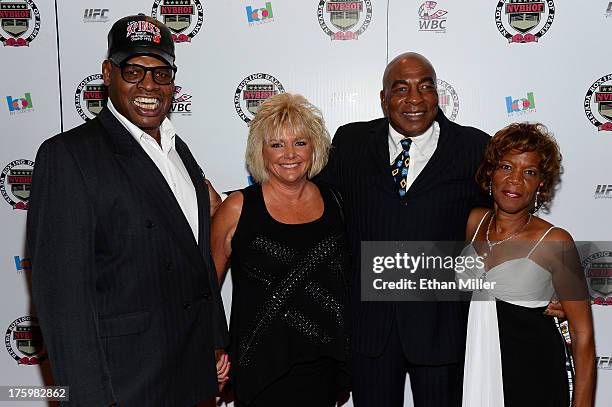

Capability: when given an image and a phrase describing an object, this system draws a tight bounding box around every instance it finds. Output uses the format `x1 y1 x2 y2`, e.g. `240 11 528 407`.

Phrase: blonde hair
246 93 331 183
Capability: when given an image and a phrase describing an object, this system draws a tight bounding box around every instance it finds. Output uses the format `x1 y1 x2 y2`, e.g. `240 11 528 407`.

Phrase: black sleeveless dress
229 183 350 405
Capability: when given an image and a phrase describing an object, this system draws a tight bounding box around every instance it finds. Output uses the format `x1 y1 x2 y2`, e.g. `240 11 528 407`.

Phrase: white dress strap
526 226 556 258
470 211 491 243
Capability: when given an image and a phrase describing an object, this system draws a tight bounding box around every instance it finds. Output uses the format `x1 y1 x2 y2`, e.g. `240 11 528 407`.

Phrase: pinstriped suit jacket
320 110 490 364
27 108 228 406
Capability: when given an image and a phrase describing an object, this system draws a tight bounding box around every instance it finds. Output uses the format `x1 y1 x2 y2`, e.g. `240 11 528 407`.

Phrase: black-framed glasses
112 61 177 85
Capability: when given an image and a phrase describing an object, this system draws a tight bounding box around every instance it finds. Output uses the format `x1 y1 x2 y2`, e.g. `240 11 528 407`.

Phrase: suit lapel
405 110 457 196
367 118 396 194
175 137 209 253
97 108 205 270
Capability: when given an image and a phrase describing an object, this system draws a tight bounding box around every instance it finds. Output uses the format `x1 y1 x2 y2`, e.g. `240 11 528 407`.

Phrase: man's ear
102 60 112 86
380 89 387 116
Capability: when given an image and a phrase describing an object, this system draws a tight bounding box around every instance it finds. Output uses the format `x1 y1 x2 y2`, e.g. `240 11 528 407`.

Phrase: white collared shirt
107 99 199 241
388 121 440 192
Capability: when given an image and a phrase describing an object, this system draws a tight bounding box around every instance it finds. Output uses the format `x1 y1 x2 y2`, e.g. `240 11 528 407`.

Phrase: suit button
165 261 172 271
203 293 212 301
183 302 192 311
145 220 155 229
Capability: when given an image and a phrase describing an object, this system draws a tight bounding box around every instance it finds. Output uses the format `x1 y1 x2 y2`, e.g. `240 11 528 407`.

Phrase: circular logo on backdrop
75 74 107 122
234 73 285 124
0 0 40 47
495 0 555 43
317 0 372 41
584 73 612 132
436 79 459 121
151 0 204 43
0 159 34 210
582 250 612 305
5 316 46 365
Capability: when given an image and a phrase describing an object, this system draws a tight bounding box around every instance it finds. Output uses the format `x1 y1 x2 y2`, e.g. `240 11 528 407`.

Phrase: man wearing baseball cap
27 14 229 406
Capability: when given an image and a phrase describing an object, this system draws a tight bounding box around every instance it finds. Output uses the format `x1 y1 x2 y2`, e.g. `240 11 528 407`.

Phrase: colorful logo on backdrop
83 8 109 23
0 159 33 210
418 1 447 33
505 91 536 116
584 74 612 132
14 255 31 272
246 2 274 25
75 74 107 122
436 79 458 121
0 0 40 46
5 316 45 365
495 0 554 43
170 85 192 115
234 73 285 124
317 0 372 41
582 250 612 305
151 0 203 43
595 185 612 199
6 92 33 115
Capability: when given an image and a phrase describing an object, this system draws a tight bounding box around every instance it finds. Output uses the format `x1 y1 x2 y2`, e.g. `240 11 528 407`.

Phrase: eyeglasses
112 61 177 85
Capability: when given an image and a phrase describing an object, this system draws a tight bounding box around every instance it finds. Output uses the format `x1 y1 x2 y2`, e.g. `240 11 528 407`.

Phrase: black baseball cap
107 14 175 67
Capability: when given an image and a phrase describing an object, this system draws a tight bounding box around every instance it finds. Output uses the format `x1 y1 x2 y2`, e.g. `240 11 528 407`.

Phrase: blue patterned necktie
391 138 412 198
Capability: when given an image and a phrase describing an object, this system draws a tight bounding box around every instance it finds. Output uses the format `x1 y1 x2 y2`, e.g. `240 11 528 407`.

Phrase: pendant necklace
485 212 532 253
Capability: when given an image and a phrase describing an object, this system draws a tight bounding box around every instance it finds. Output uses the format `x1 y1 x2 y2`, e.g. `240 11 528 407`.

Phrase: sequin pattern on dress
238 232 344 367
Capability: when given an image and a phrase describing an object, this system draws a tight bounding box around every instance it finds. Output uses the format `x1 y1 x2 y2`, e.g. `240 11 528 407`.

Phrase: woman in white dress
459 123 595 407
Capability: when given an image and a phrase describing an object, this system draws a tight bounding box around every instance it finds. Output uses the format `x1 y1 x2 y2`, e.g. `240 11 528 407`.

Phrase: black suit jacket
27 108 229 406
320 110 490 364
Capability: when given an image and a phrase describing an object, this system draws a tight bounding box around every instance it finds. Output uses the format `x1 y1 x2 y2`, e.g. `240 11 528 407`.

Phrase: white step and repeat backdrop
1 1 611 405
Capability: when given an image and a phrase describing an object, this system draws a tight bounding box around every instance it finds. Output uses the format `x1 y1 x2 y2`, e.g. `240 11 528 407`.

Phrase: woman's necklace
485 212 532 252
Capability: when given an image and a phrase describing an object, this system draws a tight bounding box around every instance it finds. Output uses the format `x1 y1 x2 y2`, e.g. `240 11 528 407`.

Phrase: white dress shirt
107 100 199 241
388 121 440 192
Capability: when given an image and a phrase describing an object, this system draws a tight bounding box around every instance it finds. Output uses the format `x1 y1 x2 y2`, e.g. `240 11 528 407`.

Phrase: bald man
320 53 490 406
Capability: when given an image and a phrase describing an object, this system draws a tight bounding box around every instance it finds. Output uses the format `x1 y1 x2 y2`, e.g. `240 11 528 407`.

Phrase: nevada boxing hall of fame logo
5 316 46 365
0 159 33 210
234 73 285 124
151 0 204 43
495 0 555 44
317 0 372 41
582 250 612 306
0 0 40 47
75 74 107 122
436 79 459 121
584 73 612 132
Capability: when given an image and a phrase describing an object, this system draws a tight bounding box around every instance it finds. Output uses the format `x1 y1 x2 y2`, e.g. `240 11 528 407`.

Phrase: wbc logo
418 1 448 33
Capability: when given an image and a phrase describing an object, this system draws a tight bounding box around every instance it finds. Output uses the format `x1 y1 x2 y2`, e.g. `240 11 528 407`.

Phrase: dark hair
476 122 562 212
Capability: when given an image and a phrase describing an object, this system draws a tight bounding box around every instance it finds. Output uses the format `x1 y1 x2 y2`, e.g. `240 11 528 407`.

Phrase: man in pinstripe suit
27 15 228 406
320 52 490 407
